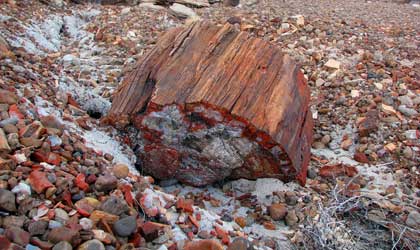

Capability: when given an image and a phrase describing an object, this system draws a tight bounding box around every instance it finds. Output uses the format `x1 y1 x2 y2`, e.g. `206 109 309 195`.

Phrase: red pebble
74 174 89 191
121 185 134 207
28 170 53 194
176 198 194 213
9 104 24 119
47 209 55 220
86 174 96 184
47 152 61 166
187 231 194 240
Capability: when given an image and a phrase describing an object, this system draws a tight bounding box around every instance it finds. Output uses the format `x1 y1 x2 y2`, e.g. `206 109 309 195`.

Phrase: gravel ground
0 0 419 249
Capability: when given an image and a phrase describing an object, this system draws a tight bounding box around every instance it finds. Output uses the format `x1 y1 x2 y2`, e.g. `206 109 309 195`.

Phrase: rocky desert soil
0 0 419 250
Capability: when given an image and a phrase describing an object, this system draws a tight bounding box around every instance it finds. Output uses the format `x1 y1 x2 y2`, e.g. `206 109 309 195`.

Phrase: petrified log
106 21 313 186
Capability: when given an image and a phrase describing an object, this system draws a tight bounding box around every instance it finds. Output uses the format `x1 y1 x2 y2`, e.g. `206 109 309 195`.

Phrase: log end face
131 103 306 187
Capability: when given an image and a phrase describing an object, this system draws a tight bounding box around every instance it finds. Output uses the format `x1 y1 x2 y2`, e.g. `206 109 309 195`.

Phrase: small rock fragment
113 216 137 237
47 227 79 245
5 227 30 246
406 210 420 229
52 241 73 250
89 210 119 225
77 239 105 250
0 189 17 212
28 220 48 236
79 218 93 231
291 15 305 26
0 90 18 104
358 111 378 137
94 175 117 192
54 208 69 224
169 3 198 19
227 237 253 250
140 221 167 242
324 59 340 69
112 163 129 179
0 128 11 152
184 239 223 250
285 209 298 226
28 171 53 194
354 152 369 163
269 203 287 220
100 196 128 216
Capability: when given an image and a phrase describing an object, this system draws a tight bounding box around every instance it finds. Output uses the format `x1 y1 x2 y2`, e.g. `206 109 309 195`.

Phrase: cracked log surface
106 21 313 186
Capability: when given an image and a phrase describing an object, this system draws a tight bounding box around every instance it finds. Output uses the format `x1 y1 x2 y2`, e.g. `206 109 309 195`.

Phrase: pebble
2 216 25 229
47 227 79 244
269 203 287 220
324 59 340 69
5 227 30 246
0 90 18 104
404 130 417 140
26 244 41 250
315 78 325 87
321 134 331 145
406 210 420 229
48 220 62 229
312 141 325 149
28 220 48 236
100 196 128 216
403 147 413 159
112 163 129 178
307 168 317 179
285 209 298 226
285 191 298 205
398 95 413 107
53 241 73 250
89 210 119 225
113 215 137 237
227 237 254 250
94 175 118 192
79 218 93 231
0 188 17 212
54 208 69 224
77 239 105 250
184 239 223 250
398 105 418 117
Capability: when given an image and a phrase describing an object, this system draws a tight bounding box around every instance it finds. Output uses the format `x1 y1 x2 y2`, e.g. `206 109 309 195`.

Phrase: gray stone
53 241 73 250
100 196 128 216
48 220 62 229
54 208 69 224
28 220 48 236
77 239 105 250
406 210 420 229
0 189 17 212
113 216 137 237
398 95 413 107
0 117 18 127
52 0 65 7
7 133 20 149
398 105 418 117
169 3 198 19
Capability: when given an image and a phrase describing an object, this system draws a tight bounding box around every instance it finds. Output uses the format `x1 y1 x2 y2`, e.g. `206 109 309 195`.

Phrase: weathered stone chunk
0 188 17 212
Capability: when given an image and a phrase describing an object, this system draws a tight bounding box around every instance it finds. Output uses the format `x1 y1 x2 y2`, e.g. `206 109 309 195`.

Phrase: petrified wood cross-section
106 21 313 186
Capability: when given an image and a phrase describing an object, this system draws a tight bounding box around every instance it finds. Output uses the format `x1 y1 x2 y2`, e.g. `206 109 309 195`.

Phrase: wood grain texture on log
106 21 313 186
